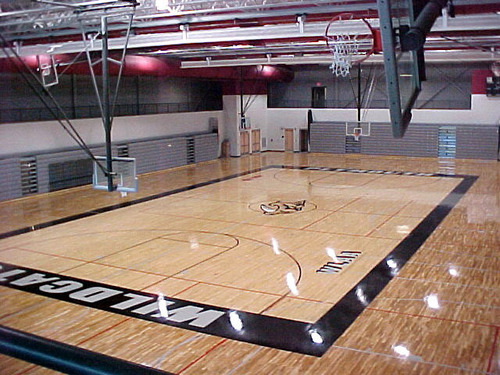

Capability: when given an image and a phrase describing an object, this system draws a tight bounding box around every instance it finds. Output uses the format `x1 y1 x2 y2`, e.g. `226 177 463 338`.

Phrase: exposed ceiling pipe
0 53 294 81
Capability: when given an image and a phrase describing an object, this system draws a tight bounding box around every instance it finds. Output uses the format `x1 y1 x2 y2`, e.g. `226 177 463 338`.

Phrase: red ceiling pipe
0 54 293 82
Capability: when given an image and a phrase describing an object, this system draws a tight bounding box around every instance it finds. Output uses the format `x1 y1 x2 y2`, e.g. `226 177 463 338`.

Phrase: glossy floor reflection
0 153 498 374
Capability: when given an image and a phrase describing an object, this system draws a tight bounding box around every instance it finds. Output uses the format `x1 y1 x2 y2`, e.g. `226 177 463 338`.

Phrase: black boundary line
0 166 477 359
0 166 269 241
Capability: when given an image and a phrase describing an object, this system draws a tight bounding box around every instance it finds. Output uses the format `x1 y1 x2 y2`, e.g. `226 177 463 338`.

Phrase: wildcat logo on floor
260 200 307 215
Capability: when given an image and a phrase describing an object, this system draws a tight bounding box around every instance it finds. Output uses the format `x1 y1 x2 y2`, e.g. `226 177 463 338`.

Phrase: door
240 131 250 155
251 129 261 152
299 129 309 152
312 86 326 108
284 128 294 152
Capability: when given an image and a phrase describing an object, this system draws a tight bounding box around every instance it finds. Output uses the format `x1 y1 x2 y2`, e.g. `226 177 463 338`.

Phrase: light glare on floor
393 344 410 357
157 293 169 318
326 247 338 262
448 266 459 277
309 329 323 344
286 272 299 296
424 294 440 309
271 237 281 255
229 311 243 331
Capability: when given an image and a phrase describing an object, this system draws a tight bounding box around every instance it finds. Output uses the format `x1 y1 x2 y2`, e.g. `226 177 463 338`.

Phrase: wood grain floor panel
0 154 498 374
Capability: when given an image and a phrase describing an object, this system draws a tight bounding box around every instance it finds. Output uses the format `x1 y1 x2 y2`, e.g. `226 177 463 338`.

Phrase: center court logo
260 200 306 215
251 199 317 215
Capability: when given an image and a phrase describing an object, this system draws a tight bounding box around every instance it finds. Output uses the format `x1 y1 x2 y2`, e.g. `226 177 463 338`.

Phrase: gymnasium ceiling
0 0 499 70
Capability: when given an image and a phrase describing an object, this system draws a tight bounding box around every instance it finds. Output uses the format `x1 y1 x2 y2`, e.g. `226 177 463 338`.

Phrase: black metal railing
268 98 471 110
0 325 171 375
0 100 222 124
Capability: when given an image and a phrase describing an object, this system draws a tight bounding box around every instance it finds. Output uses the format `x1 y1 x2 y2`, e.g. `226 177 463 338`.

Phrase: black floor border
0 166 269 241
0 166 477 358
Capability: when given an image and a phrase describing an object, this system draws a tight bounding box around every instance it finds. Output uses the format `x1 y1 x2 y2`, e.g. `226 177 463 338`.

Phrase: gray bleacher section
194 133 220 163
456 127 499 159
310 123 345 154
129 137 188 174
0 132 219 202
37 147 106 193
310 122 498 160
0 158 22 201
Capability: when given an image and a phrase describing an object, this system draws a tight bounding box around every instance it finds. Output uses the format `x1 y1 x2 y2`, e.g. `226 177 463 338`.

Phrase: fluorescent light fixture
155 0 169 11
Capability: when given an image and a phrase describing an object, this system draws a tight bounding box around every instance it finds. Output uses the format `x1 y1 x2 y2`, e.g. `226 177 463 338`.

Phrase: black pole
0 325 171 375
102 16 114 192
136 76 140 115
239 67 244 120
402 0 447 51
357 63 362 122
71 74 77 119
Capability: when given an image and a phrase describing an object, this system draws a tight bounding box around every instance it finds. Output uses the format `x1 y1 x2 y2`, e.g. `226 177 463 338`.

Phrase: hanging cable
111 12 135 125
0 33 107 175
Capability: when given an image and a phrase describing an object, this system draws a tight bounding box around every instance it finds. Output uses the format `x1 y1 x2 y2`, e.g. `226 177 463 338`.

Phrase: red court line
299 210 336 231
411 247 500 260
172 282 201 297
144 209 399 237
258 292 290 315
77 318 131 346
177 339 228 374
157 236 233 249
423 239 499 249
15 364 37 375
4 246 355 306
365 200 414 237
366 307 497 329
487 326 499 373
300 197 361 230
13 319 133 374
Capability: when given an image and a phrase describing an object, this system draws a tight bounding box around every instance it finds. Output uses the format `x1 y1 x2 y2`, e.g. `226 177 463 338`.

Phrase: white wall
0 111 223 156
265 94 500 151
222 95 240 157
221 94 268 156
243 95 267 151
1 92 497 157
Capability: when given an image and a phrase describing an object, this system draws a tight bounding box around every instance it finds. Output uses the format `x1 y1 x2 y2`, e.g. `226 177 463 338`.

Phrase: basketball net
353 128 362 141
325 13 378 77
327 34 360 77
492 61 500 78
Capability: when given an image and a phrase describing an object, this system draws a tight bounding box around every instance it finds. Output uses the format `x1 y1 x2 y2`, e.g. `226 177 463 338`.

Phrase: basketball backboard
93 156 138 193
346 122 371 141
377 0 422 138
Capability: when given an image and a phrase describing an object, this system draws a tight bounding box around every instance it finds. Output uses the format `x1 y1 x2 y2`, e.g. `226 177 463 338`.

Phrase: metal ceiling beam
180 49 499 68
1 13 497 58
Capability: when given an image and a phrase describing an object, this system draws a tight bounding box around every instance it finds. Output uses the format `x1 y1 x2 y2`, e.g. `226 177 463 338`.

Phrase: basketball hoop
346 122 371 141
353 128 362 141
491 61 500 78
325 13 380 77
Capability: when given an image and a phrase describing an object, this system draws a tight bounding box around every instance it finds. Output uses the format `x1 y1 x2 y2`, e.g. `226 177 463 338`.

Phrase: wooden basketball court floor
0 152 498 374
